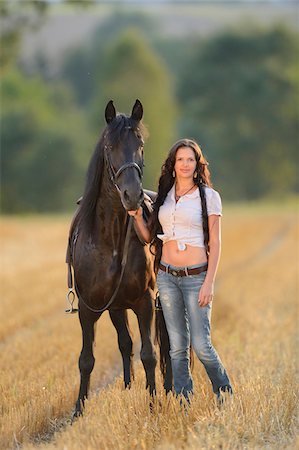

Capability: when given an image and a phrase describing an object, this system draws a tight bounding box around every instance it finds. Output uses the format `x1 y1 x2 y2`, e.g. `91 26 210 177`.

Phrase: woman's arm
198 215 221 307
128 207 151 243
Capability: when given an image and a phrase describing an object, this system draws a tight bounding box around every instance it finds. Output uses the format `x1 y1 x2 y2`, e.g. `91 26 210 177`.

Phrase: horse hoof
72 408 83 422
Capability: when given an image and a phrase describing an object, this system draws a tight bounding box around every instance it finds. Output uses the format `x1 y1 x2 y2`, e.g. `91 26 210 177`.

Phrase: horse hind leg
109 309 134 388
75 308 101 417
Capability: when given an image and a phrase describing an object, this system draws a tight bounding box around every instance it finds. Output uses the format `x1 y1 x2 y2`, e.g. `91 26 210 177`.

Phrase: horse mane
75 114 147 234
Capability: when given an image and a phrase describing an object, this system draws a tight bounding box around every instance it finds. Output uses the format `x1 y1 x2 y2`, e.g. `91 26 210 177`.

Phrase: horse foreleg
134 292 157 396
109 309 134 388
75 308 101 417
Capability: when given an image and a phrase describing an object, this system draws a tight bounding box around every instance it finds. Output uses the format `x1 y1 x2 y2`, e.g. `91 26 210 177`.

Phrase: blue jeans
157 261 232 399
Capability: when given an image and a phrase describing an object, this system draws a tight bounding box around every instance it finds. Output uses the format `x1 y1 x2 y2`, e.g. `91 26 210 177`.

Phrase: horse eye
136 131 143 142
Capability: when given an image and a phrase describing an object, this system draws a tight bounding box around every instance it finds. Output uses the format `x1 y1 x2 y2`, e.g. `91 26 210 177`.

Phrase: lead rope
65 216 133 314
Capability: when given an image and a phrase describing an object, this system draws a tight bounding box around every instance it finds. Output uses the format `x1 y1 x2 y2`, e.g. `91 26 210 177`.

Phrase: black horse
66 99 171 416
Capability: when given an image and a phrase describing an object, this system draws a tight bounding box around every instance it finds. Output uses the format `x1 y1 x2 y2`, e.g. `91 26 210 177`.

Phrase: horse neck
95 171 127 229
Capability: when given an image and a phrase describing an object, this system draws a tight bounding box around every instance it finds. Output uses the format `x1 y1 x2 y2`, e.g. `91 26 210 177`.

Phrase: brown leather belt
159 262 208 277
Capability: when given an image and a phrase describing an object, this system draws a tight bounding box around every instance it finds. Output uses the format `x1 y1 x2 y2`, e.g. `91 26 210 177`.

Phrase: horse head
104 99 146 211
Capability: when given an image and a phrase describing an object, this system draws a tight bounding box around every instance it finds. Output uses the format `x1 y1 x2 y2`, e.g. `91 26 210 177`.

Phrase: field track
0 204 298 449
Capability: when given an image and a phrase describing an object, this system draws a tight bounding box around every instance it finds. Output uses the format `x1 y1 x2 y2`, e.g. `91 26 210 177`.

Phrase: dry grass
0 205 298 450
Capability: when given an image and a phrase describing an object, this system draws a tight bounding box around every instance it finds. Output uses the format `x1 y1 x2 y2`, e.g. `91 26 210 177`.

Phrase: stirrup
65 288 78 314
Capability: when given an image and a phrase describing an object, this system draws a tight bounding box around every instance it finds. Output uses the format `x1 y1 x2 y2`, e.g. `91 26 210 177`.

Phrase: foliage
0 0 47 70
0 70 90 212
62 10 157 107
178 25 299 199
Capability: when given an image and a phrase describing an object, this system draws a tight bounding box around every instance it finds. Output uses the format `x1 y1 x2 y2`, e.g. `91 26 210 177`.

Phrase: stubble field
0 204 298 449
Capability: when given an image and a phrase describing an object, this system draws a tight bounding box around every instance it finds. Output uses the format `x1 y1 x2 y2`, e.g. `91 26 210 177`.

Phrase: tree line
1 7 298 212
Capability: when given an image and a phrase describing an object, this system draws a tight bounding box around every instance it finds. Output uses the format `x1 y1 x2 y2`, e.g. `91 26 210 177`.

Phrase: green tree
62 10 158 107
1 70 91 212
92 28 177 189
0 0 47 70
178 25 298 200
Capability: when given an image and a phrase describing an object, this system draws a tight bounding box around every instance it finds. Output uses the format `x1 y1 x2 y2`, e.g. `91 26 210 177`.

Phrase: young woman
129 138 232 402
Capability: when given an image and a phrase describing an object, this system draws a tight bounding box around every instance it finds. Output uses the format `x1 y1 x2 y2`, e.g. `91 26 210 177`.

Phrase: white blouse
157 184 222 251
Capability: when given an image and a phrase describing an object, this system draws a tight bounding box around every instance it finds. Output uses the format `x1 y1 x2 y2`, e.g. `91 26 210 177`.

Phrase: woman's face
174 146 197 180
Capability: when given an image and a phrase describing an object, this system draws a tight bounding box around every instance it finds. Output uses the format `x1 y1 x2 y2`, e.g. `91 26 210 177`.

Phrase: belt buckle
170 269 178 277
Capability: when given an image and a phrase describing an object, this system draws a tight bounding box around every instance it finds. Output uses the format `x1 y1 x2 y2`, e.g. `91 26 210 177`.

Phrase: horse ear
105 100 116 124
131 99 143 122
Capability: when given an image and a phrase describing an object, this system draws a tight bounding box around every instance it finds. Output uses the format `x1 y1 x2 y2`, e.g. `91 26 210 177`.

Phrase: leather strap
159 262 208 277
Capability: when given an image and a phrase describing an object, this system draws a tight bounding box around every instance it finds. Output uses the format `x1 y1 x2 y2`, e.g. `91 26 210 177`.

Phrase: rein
66 140 143 315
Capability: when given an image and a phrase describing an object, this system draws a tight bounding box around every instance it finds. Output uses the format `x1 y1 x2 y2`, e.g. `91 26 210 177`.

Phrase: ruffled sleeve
206 188 222 216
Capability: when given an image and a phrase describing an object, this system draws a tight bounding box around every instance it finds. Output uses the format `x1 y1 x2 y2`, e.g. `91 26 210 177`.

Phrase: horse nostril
124 190 130 202
123 189 143 206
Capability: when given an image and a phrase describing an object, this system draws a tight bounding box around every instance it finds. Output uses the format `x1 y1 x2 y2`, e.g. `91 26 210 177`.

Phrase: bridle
103 135 144 195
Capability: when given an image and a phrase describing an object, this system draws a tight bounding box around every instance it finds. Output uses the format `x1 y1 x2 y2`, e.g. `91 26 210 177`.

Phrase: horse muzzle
121 187 144 211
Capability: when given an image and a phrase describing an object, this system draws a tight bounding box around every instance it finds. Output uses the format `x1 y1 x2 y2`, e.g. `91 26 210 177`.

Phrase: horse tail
190 346 194 373
154 296 172 392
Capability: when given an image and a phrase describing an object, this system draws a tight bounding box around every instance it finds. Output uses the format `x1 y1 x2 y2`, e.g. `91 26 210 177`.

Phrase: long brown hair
150 139 212 271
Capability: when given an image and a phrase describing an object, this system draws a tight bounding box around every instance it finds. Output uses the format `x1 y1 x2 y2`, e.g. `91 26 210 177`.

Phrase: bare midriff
161 241 207 267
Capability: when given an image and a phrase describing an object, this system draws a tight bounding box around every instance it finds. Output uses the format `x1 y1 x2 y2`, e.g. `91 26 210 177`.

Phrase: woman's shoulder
203 186 222 215
204 186 221 200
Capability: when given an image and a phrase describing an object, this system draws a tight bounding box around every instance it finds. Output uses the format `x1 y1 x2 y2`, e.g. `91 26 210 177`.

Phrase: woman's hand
128 207 143 219
128 207 151 243
198 280 214 307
